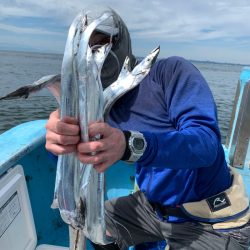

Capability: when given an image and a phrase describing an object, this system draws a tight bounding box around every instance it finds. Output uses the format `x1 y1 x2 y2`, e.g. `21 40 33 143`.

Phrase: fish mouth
150 46 160 65
153 45 160 53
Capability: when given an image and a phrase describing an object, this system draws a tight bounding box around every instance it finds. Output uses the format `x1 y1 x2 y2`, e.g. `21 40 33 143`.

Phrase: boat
0 67 249 250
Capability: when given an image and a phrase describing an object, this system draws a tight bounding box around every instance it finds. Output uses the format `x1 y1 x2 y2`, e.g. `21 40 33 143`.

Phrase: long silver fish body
51 13 85 229
73 11 116 245
55 11 114 250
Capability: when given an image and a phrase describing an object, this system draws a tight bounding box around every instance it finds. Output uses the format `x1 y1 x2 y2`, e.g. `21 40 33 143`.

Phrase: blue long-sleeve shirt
107 56 231 220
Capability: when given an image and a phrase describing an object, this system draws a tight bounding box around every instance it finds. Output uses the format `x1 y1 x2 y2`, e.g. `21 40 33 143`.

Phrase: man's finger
46 119 80 136
50 109 78 125
61 116 79 125
56 121 80 135
93 161 109 173
88 122 111 138
77 151 107 165
45 143 77 155
46 131 79 145
77 140 106 154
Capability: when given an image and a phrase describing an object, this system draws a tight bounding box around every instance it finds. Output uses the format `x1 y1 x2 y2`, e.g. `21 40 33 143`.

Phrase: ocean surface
0 50 246 143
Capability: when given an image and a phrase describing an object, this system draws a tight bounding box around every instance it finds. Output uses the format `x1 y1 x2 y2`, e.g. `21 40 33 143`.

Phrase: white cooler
0 165 68 250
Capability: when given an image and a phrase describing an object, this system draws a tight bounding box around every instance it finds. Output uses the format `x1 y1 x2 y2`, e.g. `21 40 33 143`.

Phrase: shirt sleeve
138 57 222 169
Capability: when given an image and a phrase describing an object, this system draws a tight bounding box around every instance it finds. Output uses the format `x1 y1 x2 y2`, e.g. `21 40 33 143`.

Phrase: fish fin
131 46 160 76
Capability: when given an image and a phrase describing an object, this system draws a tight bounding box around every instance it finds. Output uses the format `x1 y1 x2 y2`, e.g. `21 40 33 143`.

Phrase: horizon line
0 48 248 67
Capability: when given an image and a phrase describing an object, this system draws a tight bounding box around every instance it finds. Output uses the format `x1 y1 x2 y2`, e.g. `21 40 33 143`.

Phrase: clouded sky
1 0 250 64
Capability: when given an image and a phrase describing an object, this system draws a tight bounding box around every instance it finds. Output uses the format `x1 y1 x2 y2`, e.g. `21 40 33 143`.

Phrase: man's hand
77 122 126 173
45 110 80 155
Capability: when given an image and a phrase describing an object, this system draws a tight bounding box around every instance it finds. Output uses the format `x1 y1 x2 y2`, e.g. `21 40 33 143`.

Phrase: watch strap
120 130 131 161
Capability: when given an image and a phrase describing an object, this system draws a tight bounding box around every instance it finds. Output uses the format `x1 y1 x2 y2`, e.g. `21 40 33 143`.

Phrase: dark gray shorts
105 191 250 250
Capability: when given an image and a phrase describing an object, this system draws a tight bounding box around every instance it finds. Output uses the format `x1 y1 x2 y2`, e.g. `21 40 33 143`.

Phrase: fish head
92 43 112 59
92 43 113 71
140 46 160 70
131 46 160 77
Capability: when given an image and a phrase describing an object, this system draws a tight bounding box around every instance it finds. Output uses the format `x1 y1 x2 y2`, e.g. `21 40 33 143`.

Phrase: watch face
133 137 145 151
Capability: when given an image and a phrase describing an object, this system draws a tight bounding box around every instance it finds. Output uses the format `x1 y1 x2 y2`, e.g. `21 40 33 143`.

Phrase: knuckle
45 130 53 140
103 123 109 131
58 135 67 145
90 142 101 152
77 143 82 152
77 143 87 153
98 123 106 132
93 156 100 164
60 146 73 155
56 148 64 154
74 126 80 135
58 148 66 155
45 133 49 141
45 142 51 151
45 119 54 131
45 143 58 155
73 135 80 144
45 122 49 130
49 110 57 120
55 121 63 133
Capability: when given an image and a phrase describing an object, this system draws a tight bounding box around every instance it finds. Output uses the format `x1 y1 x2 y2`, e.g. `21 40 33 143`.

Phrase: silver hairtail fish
71 10 115 246
57 10 116 249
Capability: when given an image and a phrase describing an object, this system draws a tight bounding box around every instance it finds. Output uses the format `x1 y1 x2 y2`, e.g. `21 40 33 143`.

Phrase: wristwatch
121 130 147 162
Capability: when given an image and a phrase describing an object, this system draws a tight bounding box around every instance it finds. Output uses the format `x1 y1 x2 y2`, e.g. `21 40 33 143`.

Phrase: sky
0 0 250 65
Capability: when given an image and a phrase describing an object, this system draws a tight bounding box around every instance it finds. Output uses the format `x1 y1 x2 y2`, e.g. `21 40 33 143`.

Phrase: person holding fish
45 6 250 250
